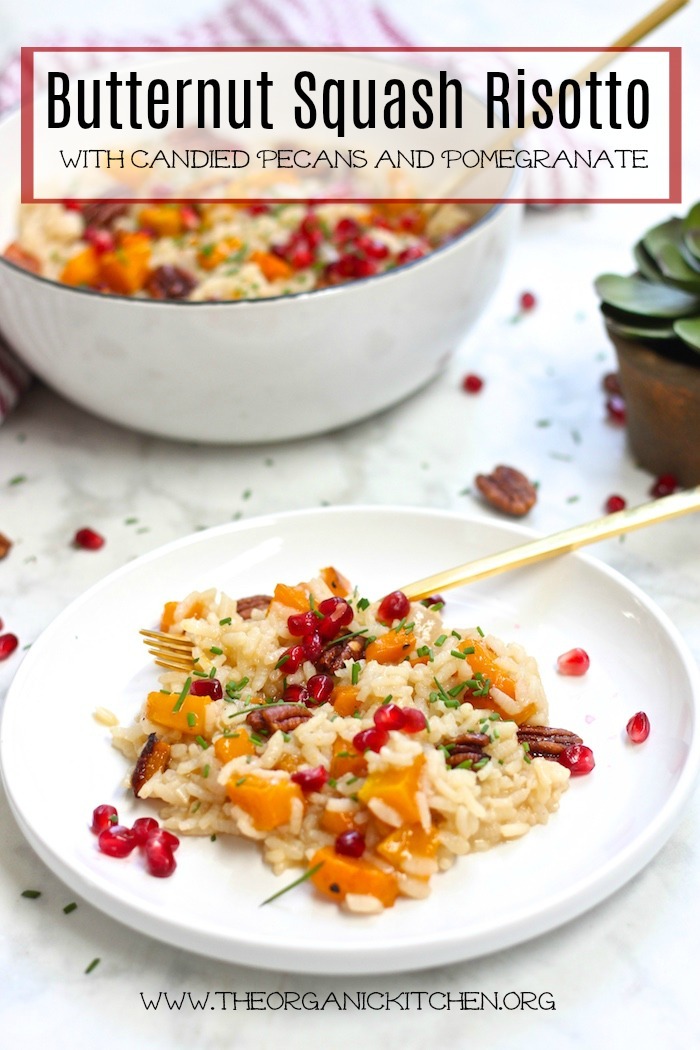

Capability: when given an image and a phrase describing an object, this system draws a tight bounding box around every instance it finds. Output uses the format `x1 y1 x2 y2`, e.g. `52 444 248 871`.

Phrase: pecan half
314 635 367 674
145 264 197 301
235 594 273 620
517 724 583 760
444 731 491 769
475 465 537 517
131 733 171 796
81 201 128 228
246 702 312 735
0 531 12 560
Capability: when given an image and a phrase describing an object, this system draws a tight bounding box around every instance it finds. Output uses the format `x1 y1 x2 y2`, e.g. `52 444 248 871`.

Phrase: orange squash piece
464 639 516 699
319 808 357 836
98 234 151 294
138 204 185 237
365 628 416 665
330 737 367 779
4 241 41 274
272 583 309 613
145 690 209 735
309 846 398 908
213 731 256 763
249 250 294 282
320 566 351 598
357 755 425 825
332 685 361 717
226 773 302 831
160 601 179 633
60 246 99 287
197 236 243 270
376 824 438 870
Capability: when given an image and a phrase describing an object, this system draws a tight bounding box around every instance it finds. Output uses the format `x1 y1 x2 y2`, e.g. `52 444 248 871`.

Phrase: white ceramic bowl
0 56 521 443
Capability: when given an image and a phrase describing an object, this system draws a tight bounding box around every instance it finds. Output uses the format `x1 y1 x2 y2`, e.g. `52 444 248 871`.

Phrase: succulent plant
595 202 700 359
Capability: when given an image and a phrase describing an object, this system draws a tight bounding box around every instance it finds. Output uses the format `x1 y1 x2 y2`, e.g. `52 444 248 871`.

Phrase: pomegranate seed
373 703 406 731
146 827 180 852
605 395 627 425
626 711 651 743
291 245 315 269
247 202 269 215
84 227 114 254
291 765 329 793
377 591 410 625
402 708 427 733
353 726 388 753
352 256 379 278
284 682 311 705
605 494 627 513
398 213 421 232
602 371 622 396
281 644 305 673
356 235 389 260
520 291 537 311
306 674 334 705
180 205 199 229
91 804 118 835
462 373 484 394
396 244 425 265
421 595 445 609
302 631 323 661
73 527 105 550
144 836 177 877
190 678 223 700
334 217 361 244
558 743 595 775
64 200 82 211
334 829 366 858
131 817 159 845
317 598 353 639
300 215 323 247
650 473 678 498
556 648 590 676
0 633 19 660
287 611 319 637
98 824 137 858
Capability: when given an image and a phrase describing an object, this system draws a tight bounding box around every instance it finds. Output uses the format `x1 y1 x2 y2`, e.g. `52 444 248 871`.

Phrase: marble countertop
1 197 699 1050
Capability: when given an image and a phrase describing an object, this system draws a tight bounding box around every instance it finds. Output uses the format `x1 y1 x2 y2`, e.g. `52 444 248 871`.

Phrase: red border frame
20 46 682 205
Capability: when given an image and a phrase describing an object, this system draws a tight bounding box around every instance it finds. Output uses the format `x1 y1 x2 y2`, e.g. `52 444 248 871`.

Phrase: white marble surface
1 1 700 1048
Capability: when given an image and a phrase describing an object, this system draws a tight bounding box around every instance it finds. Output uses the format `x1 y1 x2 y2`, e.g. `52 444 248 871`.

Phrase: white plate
2 507 699 974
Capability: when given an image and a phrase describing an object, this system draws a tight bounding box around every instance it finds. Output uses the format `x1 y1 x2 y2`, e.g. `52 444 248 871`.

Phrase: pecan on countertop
444 731 491 769
131 733 171 796
0 532 12 560
235 594 273 620
475 465 538 517
314 635 367 675
517 724 583 759
246 702 312 734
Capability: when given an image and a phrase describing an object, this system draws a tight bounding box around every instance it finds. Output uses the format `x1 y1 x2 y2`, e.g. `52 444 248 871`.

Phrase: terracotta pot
605 323 700 486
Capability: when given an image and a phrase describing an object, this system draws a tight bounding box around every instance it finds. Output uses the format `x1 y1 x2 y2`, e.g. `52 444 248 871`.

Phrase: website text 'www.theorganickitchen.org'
139 990 556 1012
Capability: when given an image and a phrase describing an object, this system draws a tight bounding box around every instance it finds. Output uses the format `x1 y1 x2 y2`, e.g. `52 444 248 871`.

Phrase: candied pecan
131 733 171 796
517 724 583 760
246 702 312 734
445 731 491 769
81 202 128 228
235 594 273 620
145 264 197 301
314 635 367 675
0 532 12 560
475 465 537 517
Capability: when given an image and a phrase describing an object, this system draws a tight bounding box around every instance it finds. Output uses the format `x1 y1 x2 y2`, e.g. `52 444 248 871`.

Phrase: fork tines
140 628 195 672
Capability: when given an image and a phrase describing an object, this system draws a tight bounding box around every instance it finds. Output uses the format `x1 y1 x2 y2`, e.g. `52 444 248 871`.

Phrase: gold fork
142 486 700 670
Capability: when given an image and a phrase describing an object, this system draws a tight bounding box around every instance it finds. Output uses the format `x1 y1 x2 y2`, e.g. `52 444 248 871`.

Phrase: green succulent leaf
640 217 700 292
602 304 676 341
633 243 663 283
595 273 700 319
674 317 700 355
682 203 700 262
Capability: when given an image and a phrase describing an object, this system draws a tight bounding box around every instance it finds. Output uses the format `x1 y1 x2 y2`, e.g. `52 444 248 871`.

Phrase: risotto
3 197 472 301
112 570 579 912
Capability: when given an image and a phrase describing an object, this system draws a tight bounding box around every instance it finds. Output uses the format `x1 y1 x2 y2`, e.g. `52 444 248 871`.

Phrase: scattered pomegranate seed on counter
334 830 366 858
558 743 595 775
602 372 623 396
73 527 105 550
605 395 627 425
144 835 177 878
91 805 179 876
461 373 484 394
626 711 651 743
556 648 590 676
649 474 678 498
90 804 118 835
605 494 627 513
519 291 537 311
98 825 138 858
0 633 19 661
131 817 159 845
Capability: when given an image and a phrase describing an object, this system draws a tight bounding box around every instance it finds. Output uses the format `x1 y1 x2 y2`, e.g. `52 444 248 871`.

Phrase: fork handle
401 486 700 600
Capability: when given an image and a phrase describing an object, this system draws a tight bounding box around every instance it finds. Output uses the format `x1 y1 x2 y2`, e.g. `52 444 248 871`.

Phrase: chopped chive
357 597 370 611
323 627 368 650
85 958 100 974
219 617 232 626
186 711 196 728
172 676 193 713
202 765 210 778
427 601 444 612
260 861 324 906
476 626 485 637
351 662 360 685
336 750 351 758
352 711 362 718
235 777 247 787
210 646 223 656
447 682 468 697
192 670 209 678
416 645 433 660
461 645 475 655
249 732 265 746
346 776 360 785
281 732 291 742
63 902 77 914
451 630 462 640
159 689 172 695
195 735 209 749
328 777 337 787
192 801 201 813
275 653 290 669
450 649 467 660
381 695 393 705
210 834 217 841
21 889 41 899
522 741 530 752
